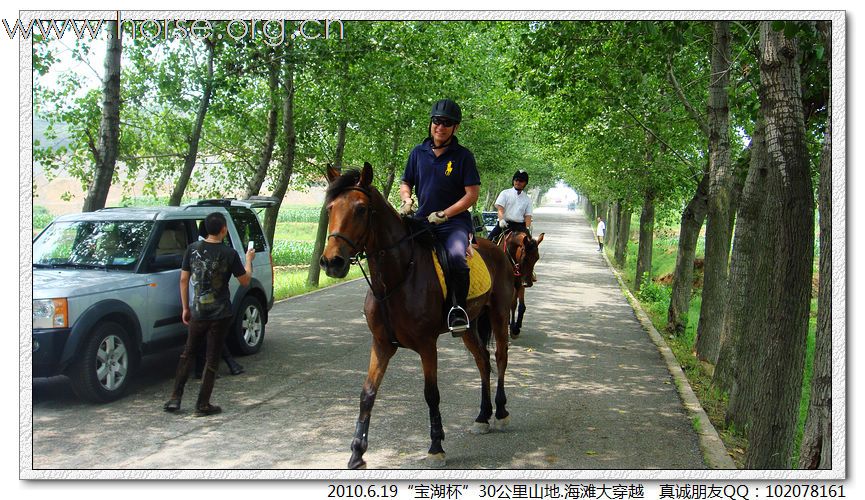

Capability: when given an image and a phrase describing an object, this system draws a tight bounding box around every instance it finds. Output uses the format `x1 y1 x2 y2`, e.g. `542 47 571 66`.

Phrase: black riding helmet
513 169 529 183
430 99 462 123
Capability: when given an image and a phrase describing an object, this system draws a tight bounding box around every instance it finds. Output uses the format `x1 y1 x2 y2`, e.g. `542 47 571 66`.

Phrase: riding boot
448 269 470 336
222 345 244 375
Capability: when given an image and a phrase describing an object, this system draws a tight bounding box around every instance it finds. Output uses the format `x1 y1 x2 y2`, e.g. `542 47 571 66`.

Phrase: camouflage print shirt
181 240 246 321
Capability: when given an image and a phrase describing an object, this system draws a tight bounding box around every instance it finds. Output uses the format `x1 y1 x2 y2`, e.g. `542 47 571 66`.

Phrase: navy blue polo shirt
401 136 481 232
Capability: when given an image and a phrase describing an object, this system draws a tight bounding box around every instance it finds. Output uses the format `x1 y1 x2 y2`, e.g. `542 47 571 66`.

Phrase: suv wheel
229 296 265 355
69 321 134 403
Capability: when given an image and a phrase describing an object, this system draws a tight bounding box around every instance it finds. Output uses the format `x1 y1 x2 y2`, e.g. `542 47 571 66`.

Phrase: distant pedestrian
596 216 606 252
163 212 254 417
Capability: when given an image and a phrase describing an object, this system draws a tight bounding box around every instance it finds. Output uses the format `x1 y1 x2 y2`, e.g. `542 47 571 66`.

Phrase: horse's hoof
470 422 491 435
494 415 511 431
347 458 367 470
426 452 446 468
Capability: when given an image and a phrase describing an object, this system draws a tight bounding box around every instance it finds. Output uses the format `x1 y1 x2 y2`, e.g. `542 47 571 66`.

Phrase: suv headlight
33 298 68 329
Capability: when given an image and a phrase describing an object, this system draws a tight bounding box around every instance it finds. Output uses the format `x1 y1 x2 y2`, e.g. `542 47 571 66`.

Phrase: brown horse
498 230 544 339
319 163 515 469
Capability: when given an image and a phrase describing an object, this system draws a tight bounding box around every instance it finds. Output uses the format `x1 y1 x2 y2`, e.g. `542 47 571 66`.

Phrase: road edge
600 250 737 470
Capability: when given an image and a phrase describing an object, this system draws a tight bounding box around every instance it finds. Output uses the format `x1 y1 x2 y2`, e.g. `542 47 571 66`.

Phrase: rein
500 232 526 278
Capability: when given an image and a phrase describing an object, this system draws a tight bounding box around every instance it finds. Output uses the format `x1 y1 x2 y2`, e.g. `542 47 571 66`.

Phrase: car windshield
33 220 154 270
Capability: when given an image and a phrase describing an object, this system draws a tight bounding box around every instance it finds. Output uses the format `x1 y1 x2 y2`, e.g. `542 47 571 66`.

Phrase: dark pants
429 221 470 271
170 317 232 409
488 221 530 243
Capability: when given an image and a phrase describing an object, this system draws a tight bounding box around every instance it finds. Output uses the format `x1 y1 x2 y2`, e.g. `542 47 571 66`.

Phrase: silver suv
32 198 276 403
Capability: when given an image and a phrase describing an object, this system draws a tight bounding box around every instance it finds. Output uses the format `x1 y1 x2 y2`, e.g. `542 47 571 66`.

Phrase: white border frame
19 9 846 481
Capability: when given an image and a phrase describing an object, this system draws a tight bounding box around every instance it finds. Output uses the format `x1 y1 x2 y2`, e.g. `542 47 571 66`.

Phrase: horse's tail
477 309 492 349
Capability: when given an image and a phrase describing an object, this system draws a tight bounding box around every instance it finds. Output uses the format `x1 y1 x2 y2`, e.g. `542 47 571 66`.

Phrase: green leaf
815 44 825 60
784 22 800 39
771 21 786 32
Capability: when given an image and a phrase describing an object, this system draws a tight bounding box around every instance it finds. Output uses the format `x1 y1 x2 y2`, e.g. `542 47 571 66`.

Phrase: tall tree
244 48 281 199
81 21 122 212
263 42 298 245
614 205 632 267
713 121 771 396
746 21 815 469
168 39 215 206
799 20 832 470
694 21 734 363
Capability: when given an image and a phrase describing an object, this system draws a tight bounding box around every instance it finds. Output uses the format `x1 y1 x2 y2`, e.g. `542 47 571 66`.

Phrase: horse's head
508 232 545 287
319 162 376 278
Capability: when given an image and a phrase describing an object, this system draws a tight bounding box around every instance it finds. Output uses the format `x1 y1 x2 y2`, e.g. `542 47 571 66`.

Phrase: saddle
431 247 491 300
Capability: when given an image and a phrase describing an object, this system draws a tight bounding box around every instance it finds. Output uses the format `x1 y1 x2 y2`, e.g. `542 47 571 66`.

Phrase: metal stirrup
447 305 470 335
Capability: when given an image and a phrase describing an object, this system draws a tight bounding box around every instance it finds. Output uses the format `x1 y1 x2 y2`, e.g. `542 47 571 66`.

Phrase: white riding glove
498 219 508 228
428 211 448 225
398 198 416 216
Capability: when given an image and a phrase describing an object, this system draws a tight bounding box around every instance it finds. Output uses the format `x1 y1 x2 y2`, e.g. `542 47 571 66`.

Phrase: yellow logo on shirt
445 161 453 176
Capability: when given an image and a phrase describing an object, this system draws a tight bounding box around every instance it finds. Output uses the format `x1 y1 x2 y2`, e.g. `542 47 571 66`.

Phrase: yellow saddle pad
432 249 491 300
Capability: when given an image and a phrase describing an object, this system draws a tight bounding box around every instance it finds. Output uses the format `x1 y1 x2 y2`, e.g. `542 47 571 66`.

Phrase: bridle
326 185 430 302
325 183 432 349
502 231 530 278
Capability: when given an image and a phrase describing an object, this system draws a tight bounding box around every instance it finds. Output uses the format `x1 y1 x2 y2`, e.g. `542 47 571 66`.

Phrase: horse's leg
510 285 522 339
418 344 447 467
492 312 511 430
515 286 527 331
462 319 493 435
348 340 396 470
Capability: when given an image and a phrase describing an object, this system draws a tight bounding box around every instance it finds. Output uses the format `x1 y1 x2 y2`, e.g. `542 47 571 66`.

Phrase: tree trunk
634 189 655 292
666 169 710 335
614 206 631 268
798 20 832 471
263 43 296 246
245 53 281 199
714 121 770 394
606 200 619 247
746 21 815 469
82 21 122 212
169 40 215 206
695 21 734 364
381 123 401 201
308 119 348 287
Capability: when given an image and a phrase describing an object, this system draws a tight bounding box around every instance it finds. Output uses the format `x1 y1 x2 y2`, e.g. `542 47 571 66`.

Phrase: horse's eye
356 205 367 217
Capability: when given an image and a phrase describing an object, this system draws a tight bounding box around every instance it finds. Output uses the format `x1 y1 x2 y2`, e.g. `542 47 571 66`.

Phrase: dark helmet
513 169 529 183
430 99 462 123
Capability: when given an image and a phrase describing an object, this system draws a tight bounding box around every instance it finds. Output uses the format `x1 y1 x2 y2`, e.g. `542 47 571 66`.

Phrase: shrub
637 272 670 304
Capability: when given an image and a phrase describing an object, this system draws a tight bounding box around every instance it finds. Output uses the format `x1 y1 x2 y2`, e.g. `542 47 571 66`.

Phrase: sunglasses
431 116 456 127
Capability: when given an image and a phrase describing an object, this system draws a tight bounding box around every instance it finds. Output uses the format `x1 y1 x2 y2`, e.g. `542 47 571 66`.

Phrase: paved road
30 209 705 472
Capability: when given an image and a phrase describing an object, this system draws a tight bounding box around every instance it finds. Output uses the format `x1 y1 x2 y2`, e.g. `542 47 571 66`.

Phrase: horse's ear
359 162 373 187
536 233 545 245
326 163 340 183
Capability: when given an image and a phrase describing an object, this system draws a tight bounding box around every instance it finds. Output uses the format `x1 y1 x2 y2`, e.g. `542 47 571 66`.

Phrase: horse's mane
523 235 538 255
324 169 363 205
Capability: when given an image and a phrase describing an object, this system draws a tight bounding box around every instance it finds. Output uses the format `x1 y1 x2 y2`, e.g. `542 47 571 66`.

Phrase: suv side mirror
149 254 183 271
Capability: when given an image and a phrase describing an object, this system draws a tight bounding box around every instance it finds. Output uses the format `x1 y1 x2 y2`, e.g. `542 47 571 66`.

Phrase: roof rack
195 198 236 207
